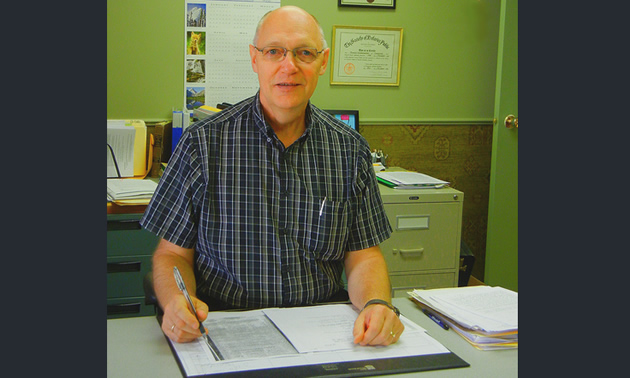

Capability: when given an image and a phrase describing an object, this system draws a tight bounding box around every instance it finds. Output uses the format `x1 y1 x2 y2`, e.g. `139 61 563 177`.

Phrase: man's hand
353 303 404 346
152 238 207 343
161 294 209 343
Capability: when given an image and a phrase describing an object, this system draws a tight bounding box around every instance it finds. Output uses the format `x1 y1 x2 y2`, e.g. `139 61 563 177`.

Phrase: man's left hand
353 303 404 346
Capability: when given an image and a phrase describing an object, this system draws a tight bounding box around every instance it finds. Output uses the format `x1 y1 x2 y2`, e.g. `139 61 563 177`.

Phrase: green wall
107 1 183 120
107 0 500 124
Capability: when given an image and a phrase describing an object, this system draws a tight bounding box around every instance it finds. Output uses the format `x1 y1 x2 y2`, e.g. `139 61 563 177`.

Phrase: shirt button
267 137 272 143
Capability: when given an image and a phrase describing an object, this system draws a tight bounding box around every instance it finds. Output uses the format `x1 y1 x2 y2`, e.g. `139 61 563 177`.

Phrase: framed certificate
330 25 403 86
338 0 396 9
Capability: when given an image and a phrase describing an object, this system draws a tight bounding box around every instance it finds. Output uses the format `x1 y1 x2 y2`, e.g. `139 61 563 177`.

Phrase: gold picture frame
330 25 403 86
338 0 396 9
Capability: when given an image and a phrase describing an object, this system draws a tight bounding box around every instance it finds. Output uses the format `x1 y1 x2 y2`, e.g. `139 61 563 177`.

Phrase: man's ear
249 44 259 73
319 48 330 76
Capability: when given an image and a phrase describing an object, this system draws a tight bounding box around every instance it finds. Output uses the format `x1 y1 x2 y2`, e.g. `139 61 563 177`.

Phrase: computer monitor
324 109 360 133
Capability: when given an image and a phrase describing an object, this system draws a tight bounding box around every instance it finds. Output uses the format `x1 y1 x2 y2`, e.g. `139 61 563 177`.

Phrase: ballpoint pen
319 196 327 217
422 309 450 330
173 266 223 360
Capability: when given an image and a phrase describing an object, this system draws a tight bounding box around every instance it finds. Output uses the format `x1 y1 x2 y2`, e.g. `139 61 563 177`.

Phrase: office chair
143 271 350 317
143 272 163 317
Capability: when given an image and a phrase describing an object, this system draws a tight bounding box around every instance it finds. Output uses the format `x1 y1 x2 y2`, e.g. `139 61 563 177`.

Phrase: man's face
249 9 329 118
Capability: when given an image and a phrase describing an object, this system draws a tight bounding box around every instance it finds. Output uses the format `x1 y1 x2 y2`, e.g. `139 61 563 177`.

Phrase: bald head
252 6 327 50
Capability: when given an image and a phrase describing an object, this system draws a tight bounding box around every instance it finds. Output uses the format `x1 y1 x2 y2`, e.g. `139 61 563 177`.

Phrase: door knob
504 114 518 129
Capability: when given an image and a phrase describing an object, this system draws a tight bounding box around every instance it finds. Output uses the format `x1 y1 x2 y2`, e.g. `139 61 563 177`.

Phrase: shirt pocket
298 196 351 261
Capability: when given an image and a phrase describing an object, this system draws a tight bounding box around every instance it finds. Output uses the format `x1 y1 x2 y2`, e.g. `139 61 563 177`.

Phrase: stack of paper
409 286 518 350
376 171 449 189
107 179 158 205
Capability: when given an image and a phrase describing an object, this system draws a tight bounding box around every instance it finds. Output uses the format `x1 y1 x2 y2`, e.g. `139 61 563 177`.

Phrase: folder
107 120 148 178
172 111 183 154
149 122 166 178
409 286 518 351
129 120 147 176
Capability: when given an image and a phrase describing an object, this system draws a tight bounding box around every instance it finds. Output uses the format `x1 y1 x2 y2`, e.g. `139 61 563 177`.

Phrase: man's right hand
152 238 207 343
161 293 209 343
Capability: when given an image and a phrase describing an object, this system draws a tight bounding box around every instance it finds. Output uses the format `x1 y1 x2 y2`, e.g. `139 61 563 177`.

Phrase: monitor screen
324 109 360 133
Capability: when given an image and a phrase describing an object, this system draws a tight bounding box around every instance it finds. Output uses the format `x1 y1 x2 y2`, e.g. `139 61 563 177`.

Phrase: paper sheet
204 311 298 360
263 304 358 353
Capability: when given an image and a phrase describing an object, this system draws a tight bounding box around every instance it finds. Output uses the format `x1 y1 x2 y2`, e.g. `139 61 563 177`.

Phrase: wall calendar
184 0 280 111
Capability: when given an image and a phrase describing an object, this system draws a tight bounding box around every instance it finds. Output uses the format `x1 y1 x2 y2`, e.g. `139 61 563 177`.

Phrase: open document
166 303 468 377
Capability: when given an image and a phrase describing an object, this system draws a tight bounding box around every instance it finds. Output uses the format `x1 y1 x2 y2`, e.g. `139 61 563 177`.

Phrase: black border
161 318 469 378
338 0 396 9
324 109 360 133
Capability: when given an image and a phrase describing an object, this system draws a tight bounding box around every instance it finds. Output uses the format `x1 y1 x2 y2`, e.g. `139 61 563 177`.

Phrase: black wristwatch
362 299 401 317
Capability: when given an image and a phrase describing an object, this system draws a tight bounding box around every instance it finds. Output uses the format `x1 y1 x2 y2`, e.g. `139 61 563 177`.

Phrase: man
140 5 404 347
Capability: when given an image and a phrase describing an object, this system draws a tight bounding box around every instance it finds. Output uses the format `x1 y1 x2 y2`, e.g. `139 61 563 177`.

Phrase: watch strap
362 299 401 317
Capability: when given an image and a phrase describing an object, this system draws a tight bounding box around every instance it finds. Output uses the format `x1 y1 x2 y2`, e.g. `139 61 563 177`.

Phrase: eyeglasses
254 46 324 63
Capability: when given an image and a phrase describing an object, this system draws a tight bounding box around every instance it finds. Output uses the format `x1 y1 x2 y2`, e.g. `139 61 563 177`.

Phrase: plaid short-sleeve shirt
140 93 392 308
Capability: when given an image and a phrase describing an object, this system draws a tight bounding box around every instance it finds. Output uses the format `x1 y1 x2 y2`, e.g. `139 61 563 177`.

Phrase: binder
150 122 166 177
172 111 183 154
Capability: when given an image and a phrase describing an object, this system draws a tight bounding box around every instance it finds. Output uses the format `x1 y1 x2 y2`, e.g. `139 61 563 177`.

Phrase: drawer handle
107 261 142 273
107 302 141 315
107 219 142 231
393 248 424 256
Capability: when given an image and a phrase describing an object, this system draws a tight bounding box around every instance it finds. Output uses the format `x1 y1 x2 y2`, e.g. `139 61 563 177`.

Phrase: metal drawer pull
107 261 142 273
393 248 424 256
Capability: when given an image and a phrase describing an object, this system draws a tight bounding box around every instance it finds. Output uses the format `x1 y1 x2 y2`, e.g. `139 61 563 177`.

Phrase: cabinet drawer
390 272 456 297
107 256 152 298
107 217 158 257
107 297 155 319
381 202 460 273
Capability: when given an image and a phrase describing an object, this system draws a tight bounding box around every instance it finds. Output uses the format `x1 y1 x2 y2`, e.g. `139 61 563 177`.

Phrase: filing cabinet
378 185 463 297
107 213 158 318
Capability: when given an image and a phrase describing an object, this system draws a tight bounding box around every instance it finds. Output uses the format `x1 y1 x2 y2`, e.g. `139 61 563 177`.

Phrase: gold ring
171 324 176 332
390 331 396 338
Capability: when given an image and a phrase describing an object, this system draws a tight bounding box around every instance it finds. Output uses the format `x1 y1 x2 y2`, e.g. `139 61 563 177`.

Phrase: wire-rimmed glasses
253 46 324 63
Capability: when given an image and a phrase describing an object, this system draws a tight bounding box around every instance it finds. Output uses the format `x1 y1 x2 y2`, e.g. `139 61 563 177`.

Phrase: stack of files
376 171 449 189
107 179 158 206
408 286 517 350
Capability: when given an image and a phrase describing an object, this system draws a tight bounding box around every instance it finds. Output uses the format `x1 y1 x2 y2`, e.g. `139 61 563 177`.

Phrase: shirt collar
252 91 313 144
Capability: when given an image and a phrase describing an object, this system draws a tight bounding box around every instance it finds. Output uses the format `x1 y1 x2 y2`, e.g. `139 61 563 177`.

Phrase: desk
107 298 517 377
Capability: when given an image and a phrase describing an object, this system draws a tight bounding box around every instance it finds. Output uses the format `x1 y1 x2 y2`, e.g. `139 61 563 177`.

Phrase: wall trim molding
361 118 494 126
